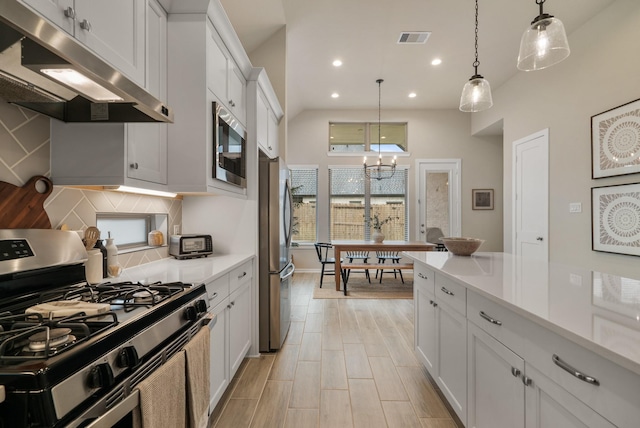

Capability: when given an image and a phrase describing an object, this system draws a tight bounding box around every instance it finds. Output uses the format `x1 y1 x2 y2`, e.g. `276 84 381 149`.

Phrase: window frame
289 165 319 245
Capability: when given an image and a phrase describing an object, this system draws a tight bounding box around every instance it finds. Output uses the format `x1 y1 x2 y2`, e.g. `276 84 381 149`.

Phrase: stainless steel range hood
0 2 172 122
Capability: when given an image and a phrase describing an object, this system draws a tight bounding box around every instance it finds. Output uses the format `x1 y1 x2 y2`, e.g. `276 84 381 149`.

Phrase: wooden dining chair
314 242 341 288
344 251 371 283
375 251 404 283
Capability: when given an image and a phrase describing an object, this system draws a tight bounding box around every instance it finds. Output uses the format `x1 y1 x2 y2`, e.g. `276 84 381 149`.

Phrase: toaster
169 234 213 259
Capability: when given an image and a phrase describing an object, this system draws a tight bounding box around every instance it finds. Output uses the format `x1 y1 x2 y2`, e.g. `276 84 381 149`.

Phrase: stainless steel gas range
0 229 209 428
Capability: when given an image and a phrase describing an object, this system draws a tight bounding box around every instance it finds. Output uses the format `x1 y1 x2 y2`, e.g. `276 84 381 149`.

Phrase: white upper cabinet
248 68 283 159
207 24 246 125
50 0 168 190
19 0 146 85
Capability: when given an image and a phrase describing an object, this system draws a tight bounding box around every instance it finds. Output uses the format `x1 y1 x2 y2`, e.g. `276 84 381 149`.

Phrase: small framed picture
472 189 494 210
591 98 640 178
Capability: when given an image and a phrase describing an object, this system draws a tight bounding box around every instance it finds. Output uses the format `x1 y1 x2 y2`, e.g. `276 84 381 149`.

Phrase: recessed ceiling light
431 58 442 66
332 59 343 67
408 92 417 98
331 93 339 98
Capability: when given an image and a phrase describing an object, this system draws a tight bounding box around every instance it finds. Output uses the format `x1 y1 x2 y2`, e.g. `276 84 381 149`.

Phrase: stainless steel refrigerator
258 150 294 352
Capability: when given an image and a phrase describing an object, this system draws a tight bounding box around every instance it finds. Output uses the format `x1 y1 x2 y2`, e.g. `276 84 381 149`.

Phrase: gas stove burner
132 290 159 304
28 328 75 351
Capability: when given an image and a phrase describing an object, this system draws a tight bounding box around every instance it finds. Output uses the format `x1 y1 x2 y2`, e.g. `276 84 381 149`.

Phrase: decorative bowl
439 237 484 256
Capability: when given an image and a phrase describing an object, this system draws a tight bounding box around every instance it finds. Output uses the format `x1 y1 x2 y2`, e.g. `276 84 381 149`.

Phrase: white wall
288 109 503 270
472 0 640 277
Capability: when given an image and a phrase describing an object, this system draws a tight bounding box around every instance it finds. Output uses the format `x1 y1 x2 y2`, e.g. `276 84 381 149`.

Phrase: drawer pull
440 287 454 296
418 273 428 280
479 311 502 326
552 354 600 386
429 300 438 307
238 271 247 279
208 292 218 300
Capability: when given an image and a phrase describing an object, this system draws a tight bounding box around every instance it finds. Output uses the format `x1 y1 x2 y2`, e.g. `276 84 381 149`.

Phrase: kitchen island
404 251 640 428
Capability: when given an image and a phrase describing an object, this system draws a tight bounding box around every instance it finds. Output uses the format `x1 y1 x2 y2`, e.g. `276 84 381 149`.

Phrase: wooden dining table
331 240 436 291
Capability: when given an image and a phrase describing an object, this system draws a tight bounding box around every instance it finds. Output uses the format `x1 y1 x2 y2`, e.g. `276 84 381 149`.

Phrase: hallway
209 272 458 428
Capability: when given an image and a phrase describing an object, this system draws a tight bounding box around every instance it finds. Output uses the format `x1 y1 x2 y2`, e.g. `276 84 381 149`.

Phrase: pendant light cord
473 0 479 76
376 78 383 156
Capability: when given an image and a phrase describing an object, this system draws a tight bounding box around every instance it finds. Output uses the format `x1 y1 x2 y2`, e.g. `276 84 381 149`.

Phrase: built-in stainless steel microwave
213 102 247 188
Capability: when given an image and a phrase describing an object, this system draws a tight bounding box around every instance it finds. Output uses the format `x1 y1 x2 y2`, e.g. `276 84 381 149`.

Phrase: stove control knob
195 299 208 314
88 363 115 389
117 346 139 368
184 305 198 321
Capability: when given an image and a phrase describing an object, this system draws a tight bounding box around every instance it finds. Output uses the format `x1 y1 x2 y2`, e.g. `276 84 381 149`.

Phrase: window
330 122 407 152
290 168 318 244
96 213 168 249
329 167 408 240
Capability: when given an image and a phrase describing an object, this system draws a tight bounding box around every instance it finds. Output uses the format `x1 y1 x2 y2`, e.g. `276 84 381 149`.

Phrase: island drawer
435 273 466 316
467 291 526 356
414 263 435 293
522 321 640 428
206 273 229 308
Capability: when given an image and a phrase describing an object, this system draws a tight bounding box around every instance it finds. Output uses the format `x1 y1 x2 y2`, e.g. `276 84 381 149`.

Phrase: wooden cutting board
0 176 53 229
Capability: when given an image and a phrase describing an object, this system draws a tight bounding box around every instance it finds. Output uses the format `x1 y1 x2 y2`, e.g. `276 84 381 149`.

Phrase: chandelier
364 79 396 181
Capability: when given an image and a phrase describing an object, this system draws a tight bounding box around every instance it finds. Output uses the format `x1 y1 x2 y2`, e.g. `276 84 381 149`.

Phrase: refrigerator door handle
281 262 295 280
283 179 293 248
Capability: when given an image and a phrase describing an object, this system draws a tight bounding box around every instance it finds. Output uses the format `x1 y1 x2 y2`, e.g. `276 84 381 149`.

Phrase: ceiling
220 0 615 118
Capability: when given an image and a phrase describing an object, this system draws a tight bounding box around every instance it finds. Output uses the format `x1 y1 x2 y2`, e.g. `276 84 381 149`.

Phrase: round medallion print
602 114 640 165
601 194 640 244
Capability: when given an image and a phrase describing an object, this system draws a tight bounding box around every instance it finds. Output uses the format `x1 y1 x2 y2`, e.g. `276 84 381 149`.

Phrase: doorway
416 159 461 241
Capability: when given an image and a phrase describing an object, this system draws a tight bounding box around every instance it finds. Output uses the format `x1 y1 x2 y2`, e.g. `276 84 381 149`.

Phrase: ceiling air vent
397 32 431 44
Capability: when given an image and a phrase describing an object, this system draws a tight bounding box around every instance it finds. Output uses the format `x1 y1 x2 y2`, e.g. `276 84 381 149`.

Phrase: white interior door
416 159 461 241
513 130 549 261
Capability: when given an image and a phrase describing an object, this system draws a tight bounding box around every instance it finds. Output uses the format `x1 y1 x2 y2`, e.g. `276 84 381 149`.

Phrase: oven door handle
85 390 139 428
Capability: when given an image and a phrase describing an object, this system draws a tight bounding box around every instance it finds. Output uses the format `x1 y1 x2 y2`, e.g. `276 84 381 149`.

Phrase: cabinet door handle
440 286 454 296
231 301 235 306
552 354 600 386
64 7 76 19
130 162 139 169
418 273 428 280
79 19 92 31
522 376 532 386
511 367 521 378
479 311 502 326
229 100 235 107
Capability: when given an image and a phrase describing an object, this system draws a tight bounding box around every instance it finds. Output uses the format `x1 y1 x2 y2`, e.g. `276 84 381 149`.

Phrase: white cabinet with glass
19 0 145 85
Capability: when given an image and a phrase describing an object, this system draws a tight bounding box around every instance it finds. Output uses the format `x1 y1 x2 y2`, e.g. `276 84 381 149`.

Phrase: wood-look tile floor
209 272 460 428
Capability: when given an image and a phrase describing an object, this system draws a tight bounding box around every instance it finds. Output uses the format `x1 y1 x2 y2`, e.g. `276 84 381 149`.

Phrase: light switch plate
569 202 582 213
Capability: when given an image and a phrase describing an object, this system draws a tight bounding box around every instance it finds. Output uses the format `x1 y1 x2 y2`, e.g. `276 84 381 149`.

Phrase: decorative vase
372 229 385 243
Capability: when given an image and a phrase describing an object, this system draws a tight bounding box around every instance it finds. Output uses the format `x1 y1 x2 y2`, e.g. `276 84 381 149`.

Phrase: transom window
329 122 407 153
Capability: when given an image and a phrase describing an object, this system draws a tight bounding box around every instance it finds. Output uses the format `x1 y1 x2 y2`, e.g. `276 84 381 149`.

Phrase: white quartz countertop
116 253 254 286
404 251 640 375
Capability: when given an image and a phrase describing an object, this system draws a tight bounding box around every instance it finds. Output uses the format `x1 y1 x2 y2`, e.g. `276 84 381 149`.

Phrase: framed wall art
592 183 640 256
472 189 494 210
592 98 640 178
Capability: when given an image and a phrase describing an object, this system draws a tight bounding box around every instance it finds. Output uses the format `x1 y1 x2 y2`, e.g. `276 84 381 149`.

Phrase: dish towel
184 327 211 428
133 351 186 428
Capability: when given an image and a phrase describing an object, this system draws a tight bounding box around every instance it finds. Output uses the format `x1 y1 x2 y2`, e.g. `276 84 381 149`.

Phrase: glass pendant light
459 0 493 113
517 0 570 71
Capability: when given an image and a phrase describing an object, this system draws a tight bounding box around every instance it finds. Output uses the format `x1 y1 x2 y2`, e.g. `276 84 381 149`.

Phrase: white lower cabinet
414 266 436 371
228 279 251 376
467 322 524 428
436 300 467 422
524 364 615 428
209 297 229 410
206 259 253 413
